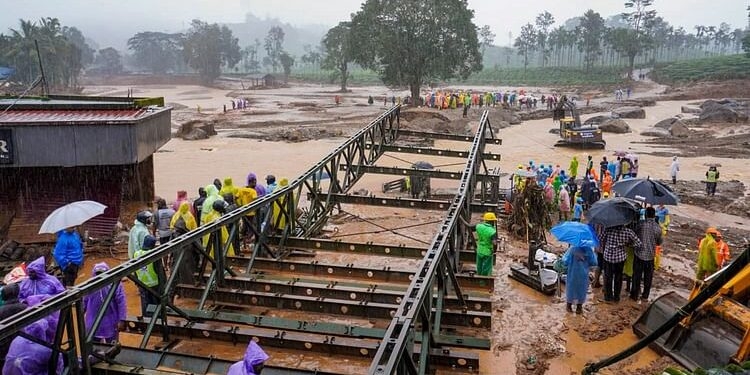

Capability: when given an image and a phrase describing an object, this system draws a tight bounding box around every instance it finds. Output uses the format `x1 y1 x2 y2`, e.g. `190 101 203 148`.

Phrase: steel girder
314 192 502 213
366 144 501 161
397 129 502 144
368 110 496 375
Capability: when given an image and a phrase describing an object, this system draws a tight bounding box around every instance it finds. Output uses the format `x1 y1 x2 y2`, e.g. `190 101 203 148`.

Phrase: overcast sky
1 0 748 47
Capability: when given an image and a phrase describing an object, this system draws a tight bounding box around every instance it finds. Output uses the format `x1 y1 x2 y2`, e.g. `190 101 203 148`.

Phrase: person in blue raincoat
2 318 63 375
562 245 598 314
52 227 84 287
19 256 65 300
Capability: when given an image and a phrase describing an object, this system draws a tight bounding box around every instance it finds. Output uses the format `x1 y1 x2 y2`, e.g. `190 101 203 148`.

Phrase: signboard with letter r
0 128 13 164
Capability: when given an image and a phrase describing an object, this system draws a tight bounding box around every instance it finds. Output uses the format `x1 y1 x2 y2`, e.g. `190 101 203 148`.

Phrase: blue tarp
0 67 15 80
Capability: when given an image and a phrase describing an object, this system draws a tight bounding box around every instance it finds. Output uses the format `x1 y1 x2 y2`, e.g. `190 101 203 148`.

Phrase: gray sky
1 0 748 47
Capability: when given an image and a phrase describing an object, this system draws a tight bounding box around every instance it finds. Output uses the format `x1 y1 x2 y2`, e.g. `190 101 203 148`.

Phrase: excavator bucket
633 291 744 371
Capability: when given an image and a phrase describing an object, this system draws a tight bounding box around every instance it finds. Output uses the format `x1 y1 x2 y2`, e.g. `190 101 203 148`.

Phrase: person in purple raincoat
19 256 65 300
227 340 269 375
247 173 266 197
83 262 127 343
2 318 63 375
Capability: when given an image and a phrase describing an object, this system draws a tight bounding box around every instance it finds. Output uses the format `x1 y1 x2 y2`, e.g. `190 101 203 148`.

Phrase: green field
291 66 626 87
651 54 750 83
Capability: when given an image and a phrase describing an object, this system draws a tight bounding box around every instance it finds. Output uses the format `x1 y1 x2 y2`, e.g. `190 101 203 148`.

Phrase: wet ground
70 81 750 374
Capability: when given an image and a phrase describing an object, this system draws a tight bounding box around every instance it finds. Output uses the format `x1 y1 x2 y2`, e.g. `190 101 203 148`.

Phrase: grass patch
651 54 750 83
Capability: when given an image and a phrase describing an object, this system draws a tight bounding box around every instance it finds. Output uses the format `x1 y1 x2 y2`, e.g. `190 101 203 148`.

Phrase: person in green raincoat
569 156 579 180
472 213 497 276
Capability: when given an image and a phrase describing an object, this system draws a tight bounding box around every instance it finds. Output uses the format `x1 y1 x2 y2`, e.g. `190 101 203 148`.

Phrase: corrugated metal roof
0 109 149 124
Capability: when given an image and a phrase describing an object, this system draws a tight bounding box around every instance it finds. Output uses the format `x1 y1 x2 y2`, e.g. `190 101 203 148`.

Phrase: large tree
350 0 482 101
576 10 606 72
94 47 122 75
182 19 241 83
616 0 657 78
514 23 536 71
264 26 285 73
279 51 294 78
321 22 354 91
0 18 88 88
127 32 183 74
534 11 555 67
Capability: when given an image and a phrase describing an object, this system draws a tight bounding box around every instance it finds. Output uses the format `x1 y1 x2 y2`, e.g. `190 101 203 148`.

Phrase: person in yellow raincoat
623 245 635 295
202 200 235 258
569 156 579 180
271 178 297 232
696 227 720 280
219 177 238 199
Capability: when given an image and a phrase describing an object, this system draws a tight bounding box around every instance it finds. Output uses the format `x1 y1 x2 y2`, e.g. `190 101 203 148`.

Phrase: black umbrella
586 197 641 228
611 177 679 205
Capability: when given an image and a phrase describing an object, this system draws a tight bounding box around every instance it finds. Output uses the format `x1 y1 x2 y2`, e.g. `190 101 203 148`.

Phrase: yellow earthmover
552 97 606 149
583 245 750 374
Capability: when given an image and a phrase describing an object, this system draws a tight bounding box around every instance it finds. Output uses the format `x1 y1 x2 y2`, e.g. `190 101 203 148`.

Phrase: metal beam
398 129 501 144
160 308 490 349
187 274 492 311
176 285 491 328
90 343 334 375
125 318 480 369
314 193 503 213
368 144 501 161
267 236 493 264
227 256 495 292
339 164 497 181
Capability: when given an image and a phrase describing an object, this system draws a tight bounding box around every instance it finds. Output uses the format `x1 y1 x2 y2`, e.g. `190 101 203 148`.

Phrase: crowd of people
0 171 287 373
506 152 730 314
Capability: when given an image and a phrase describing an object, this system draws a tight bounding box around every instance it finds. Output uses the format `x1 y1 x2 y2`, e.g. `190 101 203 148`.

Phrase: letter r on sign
0 140 7 153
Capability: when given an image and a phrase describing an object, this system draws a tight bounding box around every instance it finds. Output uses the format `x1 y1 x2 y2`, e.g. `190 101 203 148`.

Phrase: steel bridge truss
0 106 501 375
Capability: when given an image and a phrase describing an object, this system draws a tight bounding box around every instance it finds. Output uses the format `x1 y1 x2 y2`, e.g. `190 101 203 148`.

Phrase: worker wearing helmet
474 212 498 276
696 227 720 280
715 231 731 268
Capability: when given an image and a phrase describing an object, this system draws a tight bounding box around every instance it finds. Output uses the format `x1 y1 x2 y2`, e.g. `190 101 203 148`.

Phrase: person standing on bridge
19 256 65 300
84 262 127 343
472 213 497 276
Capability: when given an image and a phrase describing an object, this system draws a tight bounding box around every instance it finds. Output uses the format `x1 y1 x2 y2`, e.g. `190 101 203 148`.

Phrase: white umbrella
38 200 107 234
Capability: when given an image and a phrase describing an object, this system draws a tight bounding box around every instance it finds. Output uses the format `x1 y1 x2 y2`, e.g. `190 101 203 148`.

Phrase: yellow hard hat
483 212 497 221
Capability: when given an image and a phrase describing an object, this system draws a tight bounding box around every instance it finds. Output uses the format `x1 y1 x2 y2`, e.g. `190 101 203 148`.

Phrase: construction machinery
582 245 750 374
552 97 606 149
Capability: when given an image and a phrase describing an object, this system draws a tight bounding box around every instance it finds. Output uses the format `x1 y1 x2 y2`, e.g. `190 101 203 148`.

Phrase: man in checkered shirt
631 207 663 302
603 224 642 302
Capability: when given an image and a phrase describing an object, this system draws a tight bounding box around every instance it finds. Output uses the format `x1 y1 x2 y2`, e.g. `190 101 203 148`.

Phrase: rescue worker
19 256 65 299
705 166 719 196
201 184 223 225
656 204 671 236
133 235 165 317
83 262 127 343
716 231 731 268
470 213 497 276
696 227 720 280
220 177 239 198
669 156 680 184
202 200 235 258
227 340 269 375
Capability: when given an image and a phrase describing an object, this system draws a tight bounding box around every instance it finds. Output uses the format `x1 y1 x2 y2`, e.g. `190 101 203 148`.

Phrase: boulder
654 118 678 129
599 118 631 134
583 115 611 126
612 106 646 119
509 115 522 125
669 121 691 138
700 104 749 123
681 106 701 114
181 128 208 140
641 127 669 137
